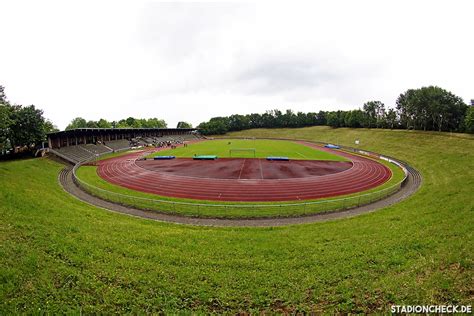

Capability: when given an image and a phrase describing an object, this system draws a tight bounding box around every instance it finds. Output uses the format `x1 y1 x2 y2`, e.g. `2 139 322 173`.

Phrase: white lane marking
296 152 307 159
238 159 246 179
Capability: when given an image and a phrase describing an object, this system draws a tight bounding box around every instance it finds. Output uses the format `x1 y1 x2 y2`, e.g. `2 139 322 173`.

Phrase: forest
198 86 474 135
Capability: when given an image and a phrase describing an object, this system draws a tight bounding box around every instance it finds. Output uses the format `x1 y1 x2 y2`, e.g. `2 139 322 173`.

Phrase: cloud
236 58 337 94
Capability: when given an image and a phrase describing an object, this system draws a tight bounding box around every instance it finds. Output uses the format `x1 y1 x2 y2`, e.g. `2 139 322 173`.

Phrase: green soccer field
146 139 347 161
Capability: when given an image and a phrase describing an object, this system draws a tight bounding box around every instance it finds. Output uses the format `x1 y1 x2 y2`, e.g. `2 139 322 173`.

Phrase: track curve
58 160 422 227
96 142 392 201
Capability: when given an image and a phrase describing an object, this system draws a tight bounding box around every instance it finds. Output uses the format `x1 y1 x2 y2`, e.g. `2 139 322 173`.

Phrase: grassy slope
147 139 347 161
0 127 473 313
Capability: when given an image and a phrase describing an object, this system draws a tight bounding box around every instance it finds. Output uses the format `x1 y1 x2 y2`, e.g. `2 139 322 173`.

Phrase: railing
71 139 409 218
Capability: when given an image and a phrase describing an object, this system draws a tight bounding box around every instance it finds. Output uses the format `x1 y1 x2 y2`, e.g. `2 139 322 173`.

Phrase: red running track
135 158 353 179
96 142 392 201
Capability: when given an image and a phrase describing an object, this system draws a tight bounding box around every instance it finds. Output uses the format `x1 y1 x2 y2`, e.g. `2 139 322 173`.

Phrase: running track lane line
238 159 246 180
96 149 392 201
59 163 422 227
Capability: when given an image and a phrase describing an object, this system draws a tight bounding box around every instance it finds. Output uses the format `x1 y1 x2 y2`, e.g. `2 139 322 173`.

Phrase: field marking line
238 159 246 179
296 152 308 159
259 158 264 179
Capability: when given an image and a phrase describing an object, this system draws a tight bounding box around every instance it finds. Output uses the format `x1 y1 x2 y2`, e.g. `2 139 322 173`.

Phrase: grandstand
48 127 197 164
79 143 111 155
105 139 131 151
50 146 96 164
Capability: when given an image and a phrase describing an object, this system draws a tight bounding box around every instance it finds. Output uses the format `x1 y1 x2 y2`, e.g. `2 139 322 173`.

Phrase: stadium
1 123 472 313
1 2 473 313
44 127 420 224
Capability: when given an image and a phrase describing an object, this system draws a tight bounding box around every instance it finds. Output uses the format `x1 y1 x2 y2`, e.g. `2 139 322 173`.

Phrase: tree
282 109 297 127
261 111 274 128
396 89 416 129
176 121 193 129
273 109 284 127
97 118 112 128
0 85 56 154
44 119 59 134
0 85 7 104
363 101 384 128
0 104 13 152
385 108 398 129
315 111 327 125
144 118 167 128
116 119 130 128
9 105 47 148
0 86 12 152
198 117 229 135
248 113 263 129
327 111 342 128
66 117 87 130
464 107 474 133
344 110 365 128
125 117 137 127
115 117 167 128
86 120 99 128
396 86 467 132
227 115 248 131
375 102 386 128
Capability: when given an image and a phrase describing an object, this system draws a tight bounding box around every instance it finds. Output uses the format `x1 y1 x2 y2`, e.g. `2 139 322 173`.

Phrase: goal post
229 148 256 158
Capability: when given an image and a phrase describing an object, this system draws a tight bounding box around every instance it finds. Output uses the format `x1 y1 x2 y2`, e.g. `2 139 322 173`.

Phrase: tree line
66 117 168 130
198 86 474 135
0 86 57 155
2 83 473 156
65 117 193 130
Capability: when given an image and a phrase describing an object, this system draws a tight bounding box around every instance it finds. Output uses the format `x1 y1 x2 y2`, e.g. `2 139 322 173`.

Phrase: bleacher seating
50 134 200 164
52 143 117 164
79 144 112 155
106 139 130 151
181 134 200 141
131 137 148 147
52 146 95 164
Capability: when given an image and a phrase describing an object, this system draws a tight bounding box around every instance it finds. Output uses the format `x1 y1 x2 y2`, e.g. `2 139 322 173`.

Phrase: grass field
1 127 473 313
75 157 405 218
146 139 347 161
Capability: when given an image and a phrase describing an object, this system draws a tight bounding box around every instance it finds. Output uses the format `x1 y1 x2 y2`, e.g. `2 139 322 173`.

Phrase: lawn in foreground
146 138 348 161
0 127 472 313
75 156 404 218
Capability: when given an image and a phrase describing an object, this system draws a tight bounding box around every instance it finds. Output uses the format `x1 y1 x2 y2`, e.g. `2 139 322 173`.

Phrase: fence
71 139 409 218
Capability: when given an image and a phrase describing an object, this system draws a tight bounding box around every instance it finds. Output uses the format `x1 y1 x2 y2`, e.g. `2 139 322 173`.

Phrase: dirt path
58 163 421 227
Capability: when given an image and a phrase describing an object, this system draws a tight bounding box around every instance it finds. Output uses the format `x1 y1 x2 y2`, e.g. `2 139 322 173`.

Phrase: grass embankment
146 138 347 161
1 127 472 313
75 157 404 218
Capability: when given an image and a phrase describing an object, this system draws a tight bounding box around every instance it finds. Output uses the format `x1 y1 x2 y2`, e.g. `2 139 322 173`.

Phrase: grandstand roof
47 127 197 137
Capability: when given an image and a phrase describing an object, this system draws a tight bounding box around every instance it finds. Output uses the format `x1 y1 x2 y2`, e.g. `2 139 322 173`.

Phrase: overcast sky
1 0 473 130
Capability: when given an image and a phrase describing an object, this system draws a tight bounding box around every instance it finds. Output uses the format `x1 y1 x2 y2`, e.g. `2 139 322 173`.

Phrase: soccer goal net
229 148 256 158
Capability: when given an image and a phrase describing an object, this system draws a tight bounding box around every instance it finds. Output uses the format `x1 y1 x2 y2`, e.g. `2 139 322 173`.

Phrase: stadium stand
79 144 112 155
47 127 198 163
51 146 95 164
106 139 130 151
